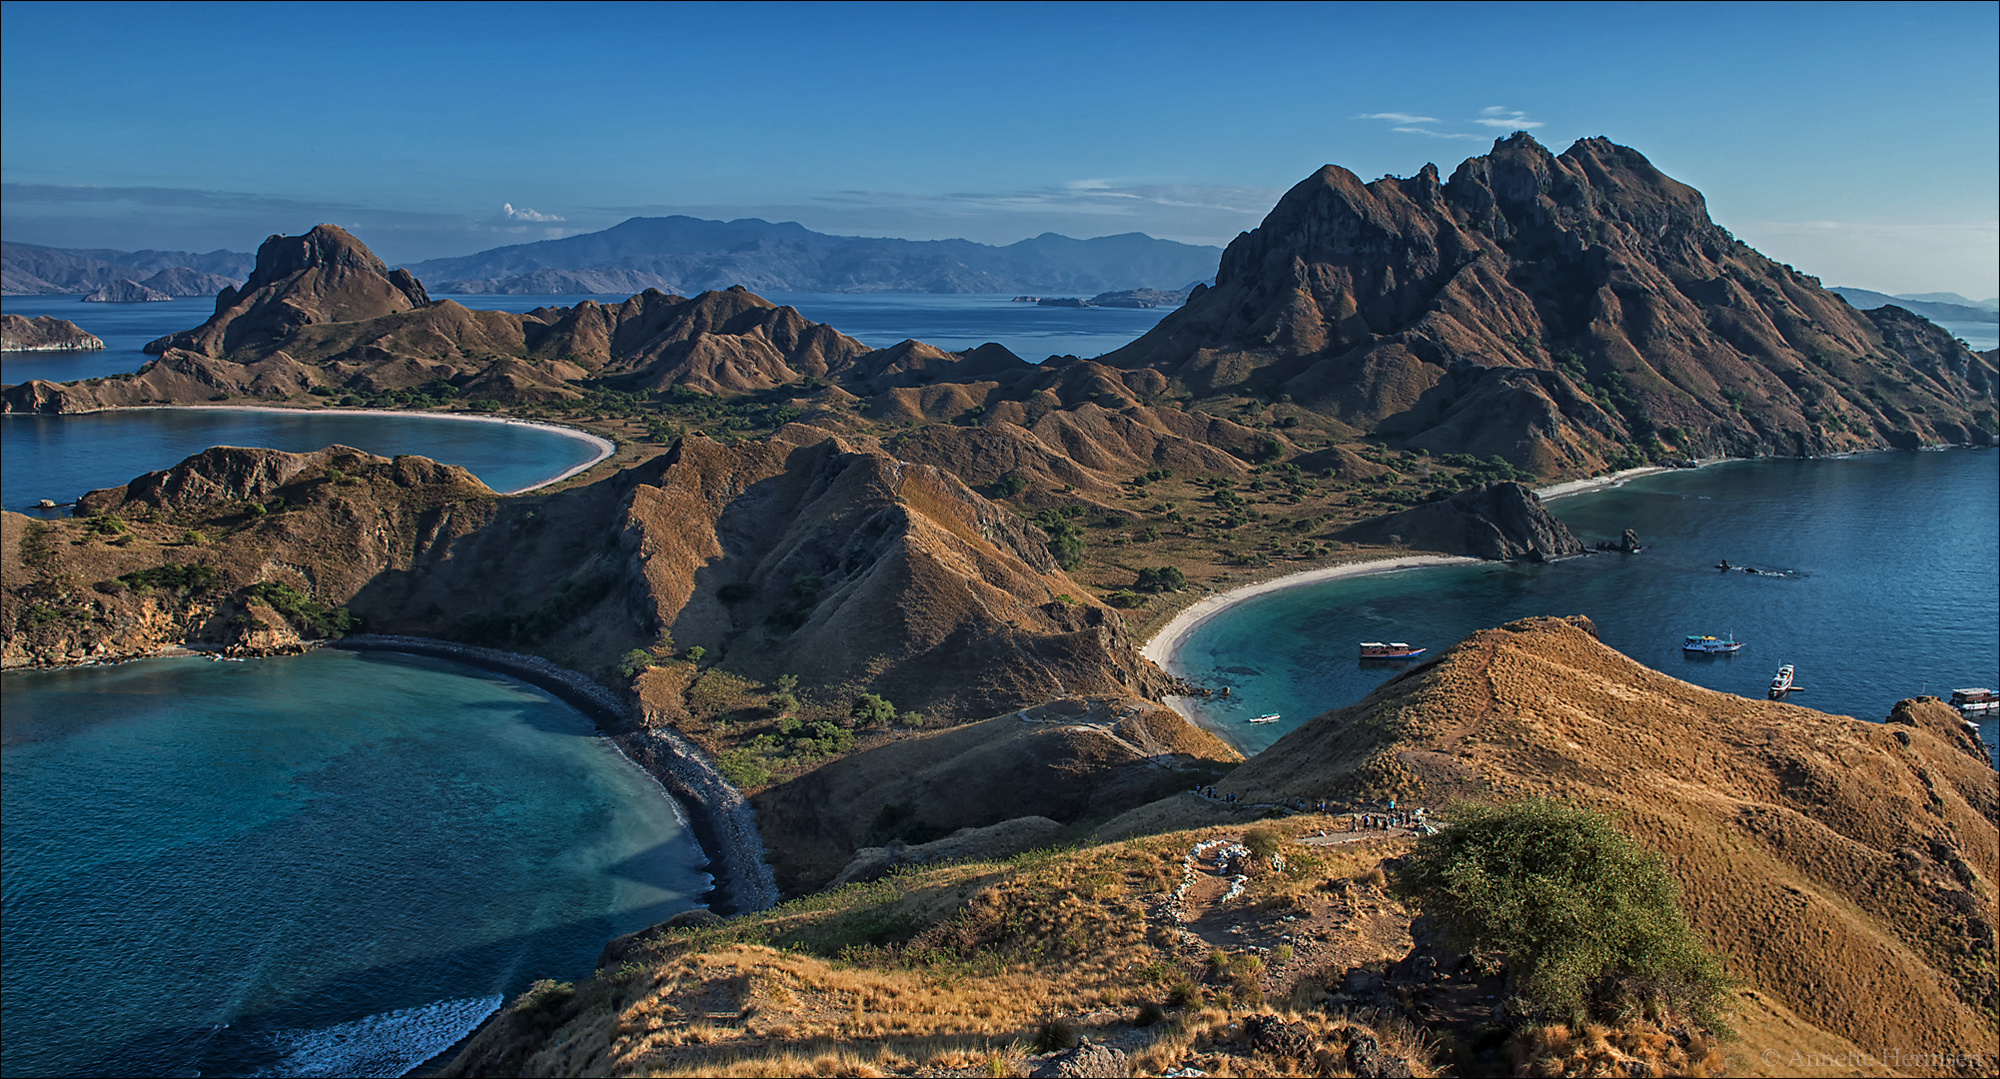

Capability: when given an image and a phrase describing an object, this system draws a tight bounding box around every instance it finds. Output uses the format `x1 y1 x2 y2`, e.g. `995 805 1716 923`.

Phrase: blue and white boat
1683 633 1745 655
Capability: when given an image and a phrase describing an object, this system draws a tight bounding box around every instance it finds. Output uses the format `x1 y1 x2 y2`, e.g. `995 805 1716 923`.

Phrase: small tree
1393 798 1730 1024
618 649 655 678
851 693 897 726
684 645 707 664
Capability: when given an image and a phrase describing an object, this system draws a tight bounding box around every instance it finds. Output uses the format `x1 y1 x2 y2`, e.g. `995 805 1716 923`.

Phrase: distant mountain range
1 242 251 297
1828 286 1998 324
401 216 1221 296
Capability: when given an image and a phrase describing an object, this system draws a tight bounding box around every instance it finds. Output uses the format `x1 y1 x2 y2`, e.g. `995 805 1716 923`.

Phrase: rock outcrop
0 314 104 352
1102 134 1997 467
1334 480 1585 561
81 278 173 303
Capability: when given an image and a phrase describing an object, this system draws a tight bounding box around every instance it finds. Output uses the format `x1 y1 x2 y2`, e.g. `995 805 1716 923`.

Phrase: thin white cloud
500 202 564 222
1354 111 1440 124
1471 106 1543 130
1358 107 1539 138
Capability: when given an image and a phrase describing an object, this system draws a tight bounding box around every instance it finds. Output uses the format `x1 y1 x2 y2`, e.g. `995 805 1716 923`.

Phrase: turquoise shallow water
1 649 710 1078
1168 450 2000 760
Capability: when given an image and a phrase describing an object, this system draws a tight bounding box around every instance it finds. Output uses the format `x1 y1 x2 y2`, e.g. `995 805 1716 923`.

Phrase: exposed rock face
1336 480 1585 560
81 278 173 303
147 224 433 357
1223 615 1997 1065
0 314 104 352
1103 134 1997 467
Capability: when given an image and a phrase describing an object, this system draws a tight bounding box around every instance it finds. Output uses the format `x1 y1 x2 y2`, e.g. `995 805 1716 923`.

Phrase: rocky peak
235 224 431 310
148 225 431 357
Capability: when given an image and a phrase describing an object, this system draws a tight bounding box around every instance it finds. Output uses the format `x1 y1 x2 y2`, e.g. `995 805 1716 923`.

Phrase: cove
0 648 711 1078
1163 450 1999 759
1 407 608 513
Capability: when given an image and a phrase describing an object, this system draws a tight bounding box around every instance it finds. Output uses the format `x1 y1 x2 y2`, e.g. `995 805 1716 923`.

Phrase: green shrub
716 748 771 788
618 649 656 678
116 563 224 596
1392 798 1730 1025
850 693 897 726
244 581 355 637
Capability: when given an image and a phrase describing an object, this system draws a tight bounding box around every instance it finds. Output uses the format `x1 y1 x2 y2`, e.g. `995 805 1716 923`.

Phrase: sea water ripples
0 650 708 1078
1167 451 1999 760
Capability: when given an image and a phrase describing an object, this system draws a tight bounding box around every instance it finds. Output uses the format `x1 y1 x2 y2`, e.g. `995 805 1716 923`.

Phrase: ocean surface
0 649 710 1078
0 409 604 513
1166 450 1999 762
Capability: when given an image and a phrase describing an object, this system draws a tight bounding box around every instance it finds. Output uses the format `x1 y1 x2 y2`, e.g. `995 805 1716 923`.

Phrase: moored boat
1683 633 1745 655
1359 641 1426 660
1768 664 1795 698
1248 713 1282 724
1949 688 1998 715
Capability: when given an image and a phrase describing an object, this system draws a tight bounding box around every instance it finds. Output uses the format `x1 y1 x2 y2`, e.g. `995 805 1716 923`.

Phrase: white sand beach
131 405 615 494
1140 554 1482 672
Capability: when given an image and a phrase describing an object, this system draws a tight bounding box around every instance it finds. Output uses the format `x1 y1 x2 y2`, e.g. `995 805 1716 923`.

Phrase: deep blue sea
1166 450 2000 762
1 649 710 1078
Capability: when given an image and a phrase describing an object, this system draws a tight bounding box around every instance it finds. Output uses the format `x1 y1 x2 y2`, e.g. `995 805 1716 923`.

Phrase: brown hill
751 695 1239 893
1208 615 1997 1066
5 425 1167 725
1102 134 1997 471
1 313 104 352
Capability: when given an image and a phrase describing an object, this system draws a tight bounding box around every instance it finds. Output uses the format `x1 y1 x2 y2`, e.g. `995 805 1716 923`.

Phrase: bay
0 648 710 1079
0 408 606 513
1165 450 1999 761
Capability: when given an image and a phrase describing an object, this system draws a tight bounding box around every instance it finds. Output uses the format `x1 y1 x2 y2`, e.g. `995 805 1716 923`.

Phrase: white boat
1683 633 1745 655
1248 713 1281 724
1768 664 1795 698
1949 688 1998 715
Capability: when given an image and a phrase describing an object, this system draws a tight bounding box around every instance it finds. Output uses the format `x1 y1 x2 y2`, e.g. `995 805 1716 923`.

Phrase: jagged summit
148 224 432 356
1107 134 1995 470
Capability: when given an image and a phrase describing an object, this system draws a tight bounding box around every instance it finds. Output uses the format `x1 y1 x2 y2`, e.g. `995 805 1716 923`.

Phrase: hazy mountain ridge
1828 285 1998 324
1 241 252 297
404 215 1224 295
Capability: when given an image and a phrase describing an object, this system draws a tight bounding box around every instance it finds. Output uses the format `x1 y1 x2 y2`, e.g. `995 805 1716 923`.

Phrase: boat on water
1949 688 1998 715
1768 664 1795 699
1683 633 1745 655
1248 713 1282 724
1359 642 1426 660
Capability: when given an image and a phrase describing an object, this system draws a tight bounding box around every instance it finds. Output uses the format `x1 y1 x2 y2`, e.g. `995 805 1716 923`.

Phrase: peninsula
4 133 1994 1078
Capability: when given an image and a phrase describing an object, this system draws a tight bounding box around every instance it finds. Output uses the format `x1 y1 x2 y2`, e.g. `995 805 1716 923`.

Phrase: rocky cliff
1102 134 1997 470
0 314 104 352
1335 480 1585 560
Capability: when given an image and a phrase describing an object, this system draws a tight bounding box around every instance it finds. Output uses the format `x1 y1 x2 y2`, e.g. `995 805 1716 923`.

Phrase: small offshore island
4 135 1996 1078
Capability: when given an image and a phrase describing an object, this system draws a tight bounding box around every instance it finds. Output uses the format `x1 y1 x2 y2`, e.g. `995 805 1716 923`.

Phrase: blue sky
3 1 1994 296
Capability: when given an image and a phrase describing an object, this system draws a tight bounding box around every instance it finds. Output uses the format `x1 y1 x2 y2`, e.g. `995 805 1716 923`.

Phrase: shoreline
5 634 778 916
330 635 779 916
1139 554 1483 675
3 403 616 495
